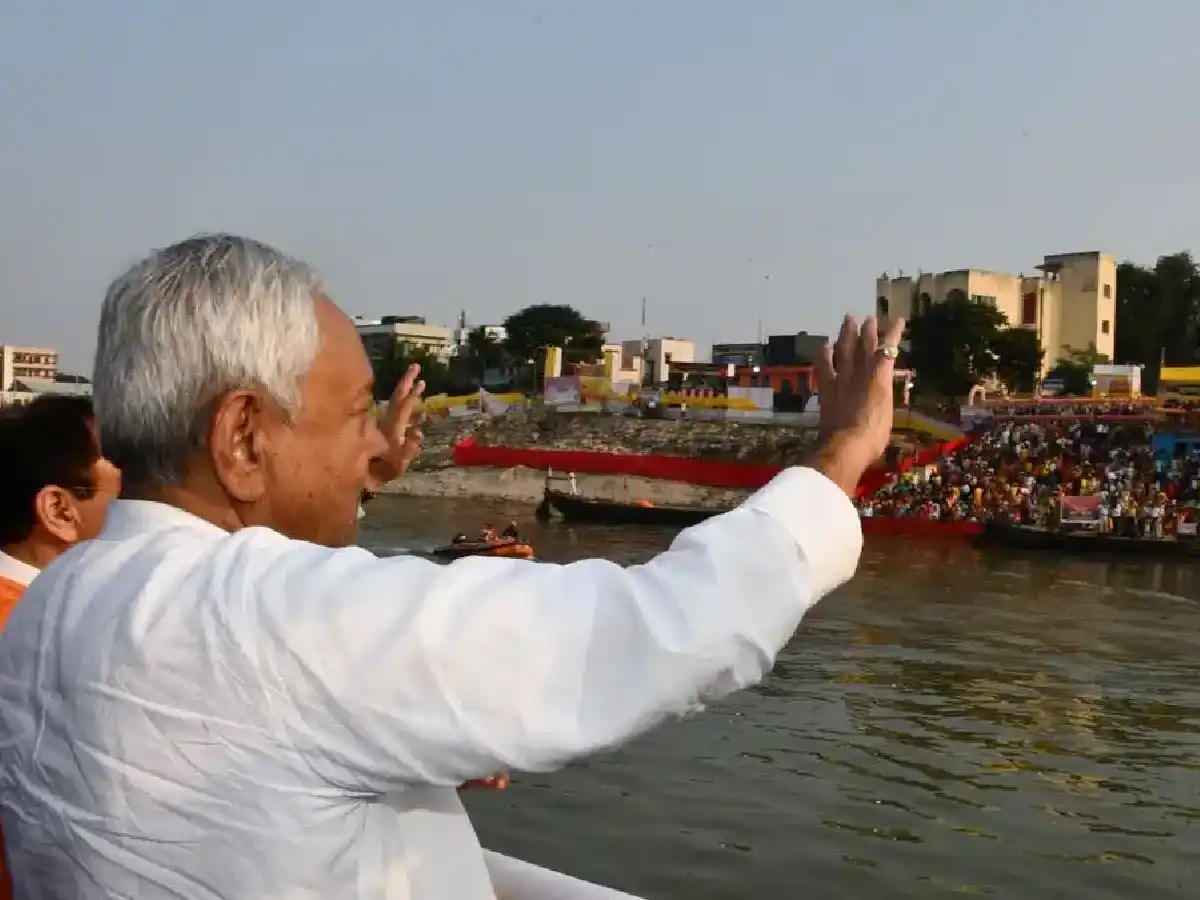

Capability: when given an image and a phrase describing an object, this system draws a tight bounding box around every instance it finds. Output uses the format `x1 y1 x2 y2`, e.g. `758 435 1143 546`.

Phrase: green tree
1046 342 1109 396
991 327 1044 394
1114 251 1200 392
502 304 604 365
459 325 507 385
905 293 1008 397
465 326 506 367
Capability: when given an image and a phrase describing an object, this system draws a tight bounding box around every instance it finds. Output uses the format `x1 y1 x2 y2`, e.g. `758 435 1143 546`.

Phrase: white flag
478 388 511 415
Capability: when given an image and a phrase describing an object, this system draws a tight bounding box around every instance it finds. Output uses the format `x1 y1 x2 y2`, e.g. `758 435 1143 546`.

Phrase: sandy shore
377 465 750 508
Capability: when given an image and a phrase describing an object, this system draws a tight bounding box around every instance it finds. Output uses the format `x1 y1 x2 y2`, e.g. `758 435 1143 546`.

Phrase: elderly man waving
0 234 902 899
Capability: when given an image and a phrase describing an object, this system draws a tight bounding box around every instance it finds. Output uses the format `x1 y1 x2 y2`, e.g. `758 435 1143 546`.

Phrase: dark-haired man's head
0 396 121 568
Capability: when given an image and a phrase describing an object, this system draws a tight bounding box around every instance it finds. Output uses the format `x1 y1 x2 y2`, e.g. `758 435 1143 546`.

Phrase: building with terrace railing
0 344 58 391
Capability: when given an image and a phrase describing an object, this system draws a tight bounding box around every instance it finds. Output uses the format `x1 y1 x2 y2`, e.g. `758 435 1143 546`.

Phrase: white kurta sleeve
240 466 862 790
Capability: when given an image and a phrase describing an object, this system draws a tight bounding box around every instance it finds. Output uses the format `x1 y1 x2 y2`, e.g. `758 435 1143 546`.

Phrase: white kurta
0 466 862 899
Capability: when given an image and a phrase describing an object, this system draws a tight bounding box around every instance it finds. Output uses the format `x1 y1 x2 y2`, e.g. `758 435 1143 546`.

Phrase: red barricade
452 436 781 489
451 433 971 494
859 517 983 537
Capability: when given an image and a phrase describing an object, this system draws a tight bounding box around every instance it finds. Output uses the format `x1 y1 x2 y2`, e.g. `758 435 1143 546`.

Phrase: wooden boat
430 540 535 560
979 521 1200 558
539 487 730 527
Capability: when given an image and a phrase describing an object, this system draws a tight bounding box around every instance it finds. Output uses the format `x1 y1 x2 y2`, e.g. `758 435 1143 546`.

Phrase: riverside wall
386 411 823 503
383 411 933 504
410 411 825 472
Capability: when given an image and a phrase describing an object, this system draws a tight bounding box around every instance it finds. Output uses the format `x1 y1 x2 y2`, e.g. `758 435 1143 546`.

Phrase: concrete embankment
377 466 749 508
393 411 821 504
392 409 935 504
410 411 824 471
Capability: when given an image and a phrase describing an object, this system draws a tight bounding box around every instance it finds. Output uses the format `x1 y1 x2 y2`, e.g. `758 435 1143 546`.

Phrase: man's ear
209 390 270 504
33 485 82 545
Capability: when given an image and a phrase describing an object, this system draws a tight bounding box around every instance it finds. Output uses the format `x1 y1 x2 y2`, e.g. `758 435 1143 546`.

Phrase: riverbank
412 411 827 472
377 465 749 508
397 410 947 503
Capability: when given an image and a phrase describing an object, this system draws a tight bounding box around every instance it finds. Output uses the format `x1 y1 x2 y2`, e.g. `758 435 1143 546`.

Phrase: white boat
485 851 646 899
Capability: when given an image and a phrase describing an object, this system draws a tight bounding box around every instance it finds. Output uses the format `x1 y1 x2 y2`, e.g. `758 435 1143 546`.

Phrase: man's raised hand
368 364 425 489
809 315 906 497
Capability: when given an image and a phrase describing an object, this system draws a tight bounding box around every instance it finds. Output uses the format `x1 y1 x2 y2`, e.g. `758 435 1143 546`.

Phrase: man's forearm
805 433 874 499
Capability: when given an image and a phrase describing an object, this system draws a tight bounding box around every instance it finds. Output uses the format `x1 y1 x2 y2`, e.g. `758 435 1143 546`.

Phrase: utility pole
640 297 649 385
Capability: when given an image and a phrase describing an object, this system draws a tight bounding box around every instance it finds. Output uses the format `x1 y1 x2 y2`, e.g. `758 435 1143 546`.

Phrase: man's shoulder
6 528 376 666
32 524 375 607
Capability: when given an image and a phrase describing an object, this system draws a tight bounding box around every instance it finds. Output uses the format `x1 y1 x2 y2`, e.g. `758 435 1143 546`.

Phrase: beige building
353 315 454 363
876 251 1117 369
0 345 58 392
603 342 642 387
617 337 695 385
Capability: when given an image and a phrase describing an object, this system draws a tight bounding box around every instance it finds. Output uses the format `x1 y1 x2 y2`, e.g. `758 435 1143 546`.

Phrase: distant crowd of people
859 408 1200 538
983 400 1160 418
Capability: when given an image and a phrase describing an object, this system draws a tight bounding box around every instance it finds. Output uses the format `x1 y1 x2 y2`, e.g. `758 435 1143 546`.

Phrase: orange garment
0 574 23 900
0 576 24 633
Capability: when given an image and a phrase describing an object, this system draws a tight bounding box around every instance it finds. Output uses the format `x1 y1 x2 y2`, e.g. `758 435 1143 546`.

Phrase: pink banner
543 376 581 405
1060 496 1100 523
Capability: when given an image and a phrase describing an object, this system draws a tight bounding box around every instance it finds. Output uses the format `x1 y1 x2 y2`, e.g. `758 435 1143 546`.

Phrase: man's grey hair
93 234 323 488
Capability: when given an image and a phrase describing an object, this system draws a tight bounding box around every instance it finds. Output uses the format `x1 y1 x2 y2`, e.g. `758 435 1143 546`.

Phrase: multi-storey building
876 251 1117 369
0 345 58 392
353 315 455 363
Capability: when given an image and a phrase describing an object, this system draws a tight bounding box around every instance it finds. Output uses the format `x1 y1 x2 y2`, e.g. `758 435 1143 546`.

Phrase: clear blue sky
2 1 1198 372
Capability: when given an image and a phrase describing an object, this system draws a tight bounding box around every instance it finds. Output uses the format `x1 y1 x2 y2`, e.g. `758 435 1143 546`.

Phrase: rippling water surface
361 496 1200 899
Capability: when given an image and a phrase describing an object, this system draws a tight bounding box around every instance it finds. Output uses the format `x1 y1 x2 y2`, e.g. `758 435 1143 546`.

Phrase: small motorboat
430 540 535 560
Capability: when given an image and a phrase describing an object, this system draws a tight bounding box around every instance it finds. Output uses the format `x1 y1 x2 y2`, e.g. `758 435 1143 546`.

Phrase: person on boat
479 523 497 542
499 519 520 541
0 394 121 900
0 234 898 899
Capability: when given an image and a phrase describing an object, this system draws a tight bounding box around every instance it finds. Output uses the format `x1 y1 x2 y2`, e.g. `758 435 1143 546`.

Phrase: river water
360 495 1199 900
